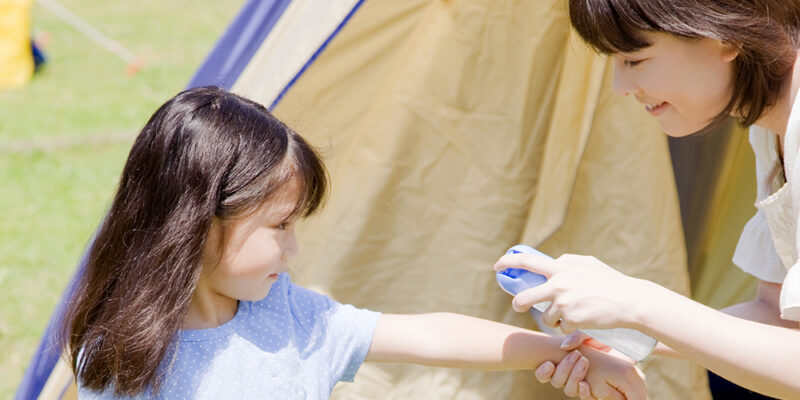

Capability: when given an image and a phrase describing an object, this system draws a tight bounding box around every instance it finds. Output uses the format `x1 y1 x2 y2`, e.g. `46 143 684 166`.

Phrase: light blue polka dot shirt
78 273 381 399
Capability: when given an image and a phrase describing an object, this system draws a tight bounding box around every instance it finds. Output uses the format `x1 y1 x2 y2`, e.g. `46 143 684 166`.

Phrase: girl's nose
284 226 299 260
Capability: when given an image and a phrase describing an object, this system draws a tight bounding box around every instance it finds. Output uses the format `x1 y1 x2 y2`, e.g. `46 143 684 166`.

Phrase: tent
18 0 760 399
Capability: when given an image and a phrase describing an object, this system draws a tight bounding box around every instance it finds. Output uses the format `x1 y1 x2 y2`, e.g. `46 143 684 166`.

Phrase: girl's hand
579 344 647 400
494 253 655 332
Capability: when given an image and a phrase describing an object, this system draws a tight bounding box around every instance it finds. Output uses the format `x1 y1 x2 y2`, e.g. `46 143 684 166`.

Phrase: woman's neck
183 279 238 330
754 52 800 138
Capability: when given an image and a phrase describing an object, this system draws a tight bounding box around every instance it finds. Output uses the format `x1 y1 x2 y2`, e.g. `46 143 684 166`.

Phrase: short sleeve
732 210 787 283
324 304 380 382
780 263 800 321
285 281 380 384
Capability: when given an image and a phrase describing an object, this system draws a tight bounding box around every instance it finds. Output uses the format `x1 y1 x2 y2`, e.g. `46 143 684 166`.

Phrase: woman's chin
659 120 706 138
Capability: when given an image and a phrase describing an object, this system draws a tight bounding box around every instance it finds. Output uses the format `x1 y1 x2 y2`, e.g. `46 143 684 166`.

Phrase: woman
508 1 800 398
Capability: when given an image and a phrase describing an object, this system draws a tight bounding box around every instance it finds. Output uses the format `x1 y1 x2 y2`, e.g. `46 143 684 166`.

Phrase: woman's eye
623 59 644 68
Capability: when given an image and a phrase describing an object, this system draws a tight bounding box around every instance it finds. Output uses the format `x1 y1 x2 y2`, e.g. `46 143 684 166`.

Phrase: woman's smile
644 101 668 116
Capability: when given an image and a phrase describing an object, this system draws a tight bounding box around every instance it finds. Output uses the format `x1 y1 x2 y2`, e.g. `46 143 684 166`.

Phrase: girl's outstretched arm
364 313 646 400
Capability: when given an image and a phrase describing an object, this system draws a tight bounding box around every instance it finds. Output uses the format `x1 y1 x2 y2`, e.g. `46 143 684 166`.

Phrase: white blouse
733 92 800 321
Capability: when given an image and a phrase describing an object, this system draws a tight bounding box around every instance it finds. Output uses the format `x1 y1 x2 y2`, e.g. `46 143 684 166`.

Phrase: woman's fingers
560 331 613 352
563 355 589 397
592 386 626 400
550 350 582 388
560 331 586 351
540 302 562 328
582 337 611 353
494 253 558 277
603 376 647 400
578 381 594 400
534 361 555 383
513 284 554 313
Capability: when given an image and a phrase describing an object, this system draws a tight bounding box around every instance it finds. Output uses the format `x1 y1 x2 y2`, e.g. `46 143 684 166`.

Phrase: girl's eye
277 222 289 230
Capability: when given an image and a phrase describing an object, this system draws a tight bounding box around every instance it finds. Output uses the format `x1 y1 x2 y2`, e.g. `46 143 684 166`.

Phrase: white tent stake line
36 0 143 75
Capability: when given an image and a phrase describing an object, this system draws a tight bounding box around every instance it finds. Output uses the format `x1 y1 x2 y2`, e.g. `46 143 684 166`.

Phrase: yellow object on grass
0 0 34 89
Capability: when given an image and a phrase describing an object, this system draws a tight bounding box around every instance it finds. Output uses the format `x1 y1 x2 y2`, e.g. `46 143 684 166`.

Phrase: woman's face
613 32 739 137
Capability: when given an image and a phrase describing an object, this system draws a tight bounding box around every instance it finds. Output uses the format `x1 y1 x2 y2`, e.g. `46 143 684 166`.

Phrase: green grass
0 1 244 396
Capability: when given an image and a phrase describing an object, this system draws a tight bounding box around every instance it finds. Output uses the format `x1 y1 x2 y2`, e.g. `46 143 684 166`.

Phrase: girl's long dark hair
60 87 327 395
569 0 800 127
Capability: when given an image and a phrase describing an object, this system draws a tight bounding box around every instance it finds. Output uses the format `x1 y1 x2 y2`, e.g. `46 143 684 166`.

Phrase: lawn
0 1 244 396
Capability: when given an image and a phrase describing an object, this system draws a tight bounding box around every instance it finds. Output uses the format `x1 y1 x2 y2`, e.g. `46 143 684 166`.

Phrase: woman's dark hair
569 0 800 126
60 86 327 395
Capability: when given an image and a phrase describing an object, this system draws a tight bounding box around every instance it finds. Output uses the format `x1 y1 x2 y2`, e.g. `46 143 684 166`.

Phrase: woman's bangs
570 0 654 53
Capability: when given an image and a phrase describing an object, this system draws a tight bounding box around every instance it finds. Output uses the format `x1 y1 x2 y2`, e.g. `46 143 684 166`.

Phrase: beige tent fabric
237 0 711 398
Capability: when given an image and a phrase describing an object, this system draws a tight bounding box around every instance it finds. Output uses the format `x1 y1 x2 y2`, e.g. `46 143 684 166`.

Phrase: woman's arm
365 312 647 400
652 280 793 359
495 253 800 398
636 280 800 398
722 280 798 328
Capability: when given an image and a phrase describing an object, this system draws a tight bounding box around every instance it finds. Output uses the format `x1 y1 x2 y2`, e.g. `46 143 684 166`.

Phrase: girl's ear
202 217 225 270
720 41 740 63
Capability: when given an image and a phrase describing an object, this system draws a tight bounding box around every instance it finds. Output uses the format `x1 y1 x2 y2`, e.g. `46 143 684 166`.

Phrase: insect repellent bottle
496 244 657 362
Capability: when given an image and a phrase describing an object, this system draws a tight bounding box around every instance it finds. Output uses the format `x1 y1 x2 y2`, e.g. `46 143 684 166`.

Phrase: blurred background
1 1 766 399
0 1 245 397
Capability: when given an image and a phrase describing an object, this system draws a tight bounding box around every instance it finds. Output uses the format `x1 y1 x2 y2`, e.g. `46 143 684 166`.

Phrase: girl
500 1 800 398
60 87 644 399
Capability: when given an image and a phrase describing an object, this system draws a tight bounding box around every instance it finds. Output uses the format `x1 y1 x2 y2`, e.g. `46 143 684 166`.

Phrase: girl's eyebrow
270 203 298 221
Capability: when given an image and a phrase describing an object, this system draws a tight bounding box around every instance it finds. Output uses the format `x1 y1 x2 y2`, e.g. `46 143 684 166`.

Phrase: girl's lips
645 102 668 116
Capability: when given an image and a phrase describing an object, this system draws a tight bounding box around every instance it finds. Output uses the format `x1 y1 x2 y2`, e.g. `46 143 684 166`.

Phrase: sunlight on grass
0 142 129 393
0 0 244 396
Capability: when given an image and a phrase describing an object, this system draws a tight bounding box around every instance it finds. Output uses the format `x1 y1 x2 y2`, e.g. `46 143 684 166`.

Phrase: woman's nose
612 61 638 96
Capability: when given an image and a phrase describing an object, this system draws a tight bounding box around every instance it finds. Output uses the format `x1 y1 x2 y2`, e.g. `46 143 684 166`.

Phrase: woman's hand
535 340 647 400
534 349 593 398
580 343 647 400
494 253 657 332
535 332 618 399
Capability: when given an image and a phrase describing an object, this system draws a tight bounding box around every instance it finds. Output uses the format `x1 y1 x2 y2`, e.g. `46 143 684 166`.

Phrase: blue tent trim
188 0 292 89
268 0 366 110
16 0 366 398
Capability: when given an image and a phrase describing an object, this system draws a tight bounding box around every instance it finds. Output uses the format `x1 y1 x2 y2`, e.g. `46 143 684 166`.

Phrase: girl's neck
754 51 800 138
183 280 239 330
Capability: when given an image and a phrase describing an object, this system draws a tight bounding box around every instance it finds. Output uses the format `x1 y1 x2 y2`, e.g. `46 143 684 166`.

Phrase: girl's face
612 32 739 137
200 179 301 302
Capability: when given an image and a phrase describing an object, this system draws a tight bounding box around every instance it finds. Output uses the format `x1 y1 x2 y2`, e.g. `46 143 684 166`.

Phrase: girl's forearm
633 280 800 398
366 313 569 369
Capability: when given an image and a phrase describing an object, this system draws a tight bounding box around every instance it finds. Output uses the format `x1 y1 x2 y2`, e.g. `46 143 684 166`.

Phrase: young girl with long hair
502 1 800 398
61 87 644 399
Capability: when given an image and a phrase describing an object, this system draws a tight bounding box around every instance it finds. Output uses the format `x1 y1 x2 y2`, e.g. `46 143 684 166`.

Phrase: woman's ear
720 41 740 63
